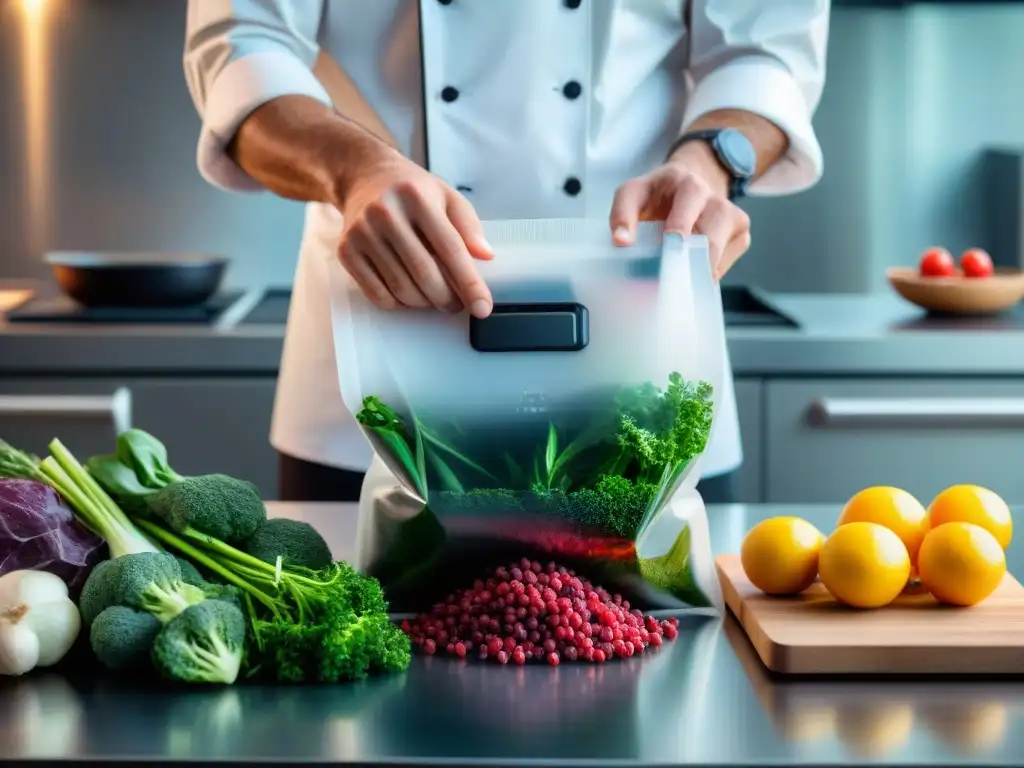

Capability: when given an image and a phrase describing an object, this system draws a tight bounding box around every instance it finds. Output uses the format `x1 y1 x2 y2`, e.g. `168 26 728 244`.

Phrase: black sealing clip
469 303 589 353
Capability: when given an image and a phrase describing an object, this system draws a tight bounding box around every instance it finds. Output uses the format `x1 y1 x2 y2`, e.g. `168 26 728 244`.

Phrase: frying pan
44 252 228 308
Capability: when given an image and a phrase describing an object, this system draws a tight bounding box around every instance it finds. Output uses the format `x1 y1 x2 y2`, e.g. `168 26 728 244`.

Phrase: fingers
340 182 493 317
447 190 494 261
402 186 493 318
341 197 456 312
337 239 396 311
371 189 465 313
609 179 649 246
718 228 752 279
693 198 734 271
694 199 751 280
663 172 709 236
347 225 432 309
611 162 752 279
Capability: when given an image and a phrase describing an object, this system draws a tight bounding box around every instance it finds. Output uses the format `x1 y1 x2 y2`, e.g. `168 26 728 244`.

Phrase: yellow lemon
741 517 824 595
928 485 1013 550
818 522 911 608
837 486 929 566
917 522 1006 606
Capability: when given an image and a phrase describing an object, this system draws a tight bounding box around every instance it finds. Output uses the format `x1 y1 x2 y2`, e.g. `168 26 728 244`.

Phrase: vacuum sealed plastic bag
330 219 725 613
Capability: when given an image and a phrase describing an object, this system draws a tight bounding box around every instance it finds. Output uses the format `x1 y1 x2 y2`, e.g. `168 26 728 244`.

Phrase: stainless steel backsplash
2 1 1023 292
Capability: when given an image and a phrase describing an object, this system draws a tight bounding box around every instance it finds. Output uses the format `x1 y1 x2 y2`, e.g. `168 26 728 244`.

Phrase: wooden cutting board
716 553 1024 675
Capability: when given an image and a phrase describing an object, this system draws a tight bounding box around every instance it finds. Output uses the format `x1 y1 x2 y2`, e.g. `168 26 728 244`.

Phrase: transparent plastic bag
330 219 726 613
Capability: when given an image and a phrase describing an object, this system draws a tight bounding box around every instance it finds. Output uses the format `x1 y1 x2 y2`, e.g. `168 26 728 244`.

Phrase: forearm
671 108 789 181
227 94 398 206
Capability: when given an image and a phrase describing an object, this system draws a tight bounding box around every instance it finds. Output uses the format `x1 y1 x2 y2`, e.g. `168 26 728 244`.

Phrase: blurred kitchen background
2 0 1023 506
3 0 1024 292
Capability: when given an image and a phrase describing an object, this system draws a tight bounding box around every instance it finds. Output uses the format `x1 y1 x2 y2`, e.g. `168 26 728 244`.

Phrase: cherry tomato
919 247 957 278
960 248 994 279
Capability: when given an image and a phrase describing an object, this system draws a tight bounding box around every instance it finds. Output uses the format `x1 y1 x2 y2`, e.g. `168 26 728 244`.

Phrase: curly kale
243 563 409 684
616 375 714 483
563 476 658 539
529 476 657 539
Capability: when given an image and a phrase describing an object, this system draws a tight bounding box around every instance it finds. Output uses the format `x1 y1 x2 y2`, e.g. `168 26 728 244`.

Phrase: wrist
317 125 402 209
667 140 732 198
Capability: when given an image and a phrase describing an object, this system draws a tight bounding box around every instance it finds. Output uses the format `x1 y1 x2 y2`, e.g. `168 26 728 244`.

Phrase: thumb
608 178 650 246
446 189 494 261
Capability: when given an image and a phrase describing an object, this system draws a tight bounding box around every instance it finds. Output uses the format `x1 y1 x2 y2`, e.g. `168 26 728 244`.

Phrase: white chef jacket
184 0 828 480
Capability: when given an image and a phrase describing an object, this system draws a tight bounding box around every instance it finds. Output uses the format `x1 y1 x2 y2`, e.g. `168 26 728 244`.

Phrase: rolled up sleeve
683 0 831 196
184 0 332 192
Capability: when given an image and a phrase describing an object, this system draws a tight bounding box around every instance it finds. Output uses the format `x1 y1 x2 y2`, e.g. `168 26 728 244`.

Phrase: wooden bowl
886 267 1024 315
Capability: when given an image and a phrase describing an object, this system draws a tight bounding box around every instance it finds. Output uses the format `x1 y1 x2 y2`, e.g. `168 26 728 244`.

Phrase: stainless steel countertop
2 502 1021 766
2 287 1024 376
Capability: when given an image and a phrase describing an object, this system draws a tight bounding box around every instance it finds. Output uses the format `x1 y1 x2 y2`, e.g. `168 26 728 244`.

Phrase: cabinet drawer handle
0 388 132 435
809 397 1024 428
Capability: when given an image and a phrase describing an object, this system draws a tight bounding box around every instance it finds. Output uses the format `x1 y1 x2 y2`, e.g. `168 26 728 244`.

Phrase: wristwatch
666 128 756 201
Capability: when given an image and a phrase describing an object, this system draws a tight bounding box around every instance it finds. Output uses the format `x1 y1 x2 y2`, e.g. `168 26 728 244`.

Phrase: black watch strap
666 128 756 201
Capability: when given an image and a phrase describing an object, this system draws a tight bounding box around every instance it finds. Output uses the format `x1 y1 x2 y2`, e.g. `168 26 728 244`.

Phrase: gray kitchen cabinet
766 379 1024 504
733 378 763 503
0 378 279 498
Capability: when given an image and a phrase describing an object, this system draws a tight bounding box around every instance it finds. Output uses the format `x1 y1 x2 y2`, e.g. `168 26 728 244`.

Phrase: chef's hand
609 141 751 280
337 155 494 318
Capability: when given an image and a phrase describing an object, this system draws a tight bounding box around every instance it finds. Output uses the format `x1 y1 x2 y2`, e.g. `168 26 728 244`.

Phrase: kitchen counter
3 288 1024 376
2 502 1022 767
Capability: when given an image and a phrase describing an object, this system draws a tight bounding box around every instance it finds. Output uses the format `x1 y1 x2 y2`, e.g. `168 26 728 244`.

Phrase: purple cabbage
0 479 106 594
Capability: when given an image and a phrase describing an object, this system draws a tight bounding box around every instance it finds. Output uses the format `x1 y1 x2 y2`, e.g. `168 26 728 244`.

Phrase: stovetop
238 288 292 325
720 286 797 328
5 291 245 325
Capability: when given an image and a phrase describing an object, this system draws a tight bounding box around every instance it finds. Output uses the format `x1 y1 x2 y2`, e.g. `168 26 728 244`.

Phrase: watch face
715 128 757 179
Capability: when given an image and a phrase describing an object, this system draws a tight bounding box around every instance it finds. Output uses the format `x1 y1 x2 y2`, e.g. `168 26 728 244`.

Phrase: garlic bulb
0 571 81 676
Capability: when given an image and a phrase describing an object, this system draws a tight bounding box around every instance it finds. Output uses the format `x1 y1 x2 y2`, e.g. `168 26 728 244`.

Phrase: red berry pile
401 557 680 666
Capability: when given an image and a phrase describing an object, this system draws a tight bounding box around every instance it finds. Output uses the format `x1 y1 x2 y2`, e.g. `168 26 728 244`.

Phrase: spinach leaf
85 454 153 497
114 429 180 490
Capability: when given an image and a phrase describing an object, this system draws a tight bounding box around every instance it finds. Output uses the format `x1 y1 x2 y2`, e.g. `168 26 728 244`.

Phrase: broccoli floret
82 552 206 625
79 558 119 628
90 605 163 672
151 599 245 685
239 518 333 571
175 556 205 587
110 552 207 623
201 582 242 610
145 474 265 543
83 553 210 671
169 559 243 606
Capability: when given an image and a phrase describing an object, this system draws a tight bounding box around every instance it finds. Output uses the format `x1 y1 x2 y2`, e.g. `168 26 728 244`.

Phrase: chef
184 0 829 504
